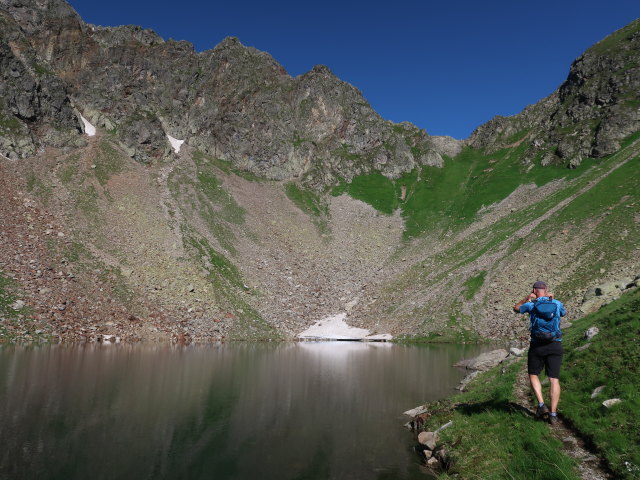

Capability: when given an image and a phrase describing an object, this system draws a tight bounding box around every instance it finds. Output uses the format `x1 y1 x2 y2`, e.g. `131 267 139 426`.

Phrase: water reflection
0 342 492 480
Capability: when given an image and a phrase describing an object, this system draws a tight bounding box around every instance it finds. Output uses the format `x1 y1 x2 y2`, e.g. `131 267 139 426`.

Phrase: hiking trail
513 365 612 480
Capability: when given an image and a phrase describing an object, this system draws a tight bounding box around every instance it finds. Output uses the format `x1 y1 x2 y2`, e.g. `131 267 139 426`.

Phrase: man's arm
513 293 536 313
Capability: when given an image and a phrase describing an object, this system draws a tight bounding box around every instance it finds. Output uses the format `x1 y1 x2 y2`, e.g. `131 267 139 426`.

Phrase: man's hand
514 293 536 313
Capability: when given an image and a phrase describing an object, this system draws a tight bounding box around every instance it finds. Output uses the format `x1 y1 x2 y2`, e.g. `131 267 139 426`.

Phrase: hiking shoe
535 404 549 419
549 414 559 425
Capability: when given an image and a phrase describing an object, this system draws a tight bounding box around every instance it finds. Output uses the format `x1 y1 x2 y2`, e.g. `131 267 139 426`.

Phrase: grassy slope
168 151 280 339
418 287 640 480
335 130 639 338
332 131 635 240
561 287 640 477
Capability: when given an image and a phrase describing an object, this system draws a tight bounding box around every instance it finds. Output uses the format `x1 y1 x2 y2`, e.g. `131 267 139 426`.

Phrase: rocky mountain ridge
0 0 455 186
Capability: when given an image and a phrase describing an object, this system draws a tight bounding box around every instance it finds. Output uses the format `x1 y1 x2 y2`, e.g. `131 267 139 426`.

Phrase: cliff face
0 5 80 158
469 19 640 167
0 0 451 184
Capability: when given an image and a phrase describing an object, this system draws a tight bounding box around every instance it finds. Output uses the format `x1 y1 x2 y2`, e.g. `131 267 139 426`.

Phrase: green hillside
414 286 640 479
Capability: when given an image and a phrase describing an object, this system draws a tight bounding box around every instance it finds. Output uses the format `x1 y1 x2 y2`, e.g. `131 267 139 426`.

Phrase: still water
0 342 493 480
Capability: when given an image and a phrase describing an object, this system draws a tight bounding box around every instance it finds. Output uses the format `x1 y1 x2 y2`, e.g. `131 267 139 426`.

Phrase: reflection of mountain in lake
0 343 494 479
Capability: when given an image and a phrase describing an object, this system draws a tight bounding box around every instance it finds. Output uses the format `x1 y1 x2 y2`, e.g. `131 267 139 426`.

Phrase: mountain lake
0 342 498 479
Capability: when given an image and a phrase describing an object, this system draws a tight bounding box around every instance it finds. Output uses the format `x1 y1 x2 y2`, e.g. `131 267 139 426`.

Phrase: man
513 281 566 425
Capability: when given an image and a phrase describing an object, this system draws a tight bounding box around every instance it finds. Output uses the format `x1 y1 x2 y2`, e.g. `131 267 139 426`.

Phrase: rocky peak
308 64 334 76
469 19 640 167
88 24 167 49
0 0 81 34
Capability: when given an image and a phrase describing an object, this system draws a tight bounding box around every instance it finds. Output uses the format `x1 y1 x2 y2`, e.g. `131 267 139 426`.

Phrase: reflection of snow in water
80 115 96 136
297 312 393 341
298 340 392 355
167 134 184 153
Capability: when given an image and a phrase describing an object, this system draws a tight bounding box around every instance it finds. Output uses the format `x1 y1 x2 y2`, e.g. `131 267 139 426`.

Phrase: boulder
602 398 622 408
584 327 599 340
580 298 605 314
509 347 526 357
456 370 481 391
595 282 620 297
591 385 605 398
404 405 428 417
418 431 438 451
11 300 26 311
426 456 440 467
454 349 509 371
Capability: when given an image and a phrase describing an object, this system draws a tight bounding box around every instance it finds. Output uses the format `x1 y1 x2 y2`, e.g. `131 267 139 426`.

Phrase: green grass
463 271 486 300
331 172 398 214
525 136 640 299
193 151 265 182
504 128 531 144
57 153 81 184
423 361 579 479
560 287 640 479
370 132 640 336
0 271 29 342
0 272 20 319
589 19 640 56
284 182 330 233
74 185 100 219
169 155 246 255
331 141 595 239
292 135 307 148
94 139 126 186
32 63 55 76
182 229 279 340
0 111 22 133
25 172 53 205
334 143 363 163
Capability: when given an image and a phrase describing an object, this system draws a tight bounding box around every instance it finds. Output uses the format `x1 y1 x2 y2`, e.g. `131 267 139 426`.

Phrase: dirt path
513 365 612 479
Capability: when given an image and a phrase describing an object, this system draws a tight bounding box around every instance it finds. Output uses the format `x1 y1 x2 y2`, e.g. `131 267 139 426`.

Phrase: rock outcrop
0 6 80 158
469 20 640 168
453 349 510 371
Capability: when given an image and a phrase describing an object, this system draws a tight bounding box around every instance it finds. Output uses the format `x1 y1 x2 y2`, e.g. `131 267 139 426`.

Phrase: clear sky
67 0 638 140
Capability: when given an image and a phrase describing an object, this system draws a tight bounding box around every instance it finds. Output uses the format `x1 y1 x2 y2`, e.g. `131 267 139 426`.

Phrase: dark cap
532 281 547 289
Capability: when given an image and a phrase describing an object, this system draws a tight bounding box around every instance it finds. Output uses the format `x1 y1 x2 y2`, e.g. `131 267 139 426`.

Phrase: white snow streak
80 115 96 136
167 134 185 153
297 313 392 341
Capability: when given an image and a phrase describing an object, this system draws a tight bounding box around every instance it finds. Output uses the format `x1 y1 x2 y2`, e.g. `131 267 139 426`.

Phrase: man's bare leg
529 374 545 404
549 377 561 413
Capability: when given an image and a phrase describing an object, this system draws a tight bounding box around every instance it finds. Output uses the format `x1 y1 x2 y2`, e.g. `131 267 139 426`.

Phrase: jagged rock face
0 0 451 183
469 20 640 167
0 7 80 159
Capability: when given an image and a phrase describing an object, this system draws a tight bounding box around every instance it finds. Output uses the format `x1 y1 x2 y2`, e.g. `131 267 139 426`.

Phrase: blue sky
67 0 638 139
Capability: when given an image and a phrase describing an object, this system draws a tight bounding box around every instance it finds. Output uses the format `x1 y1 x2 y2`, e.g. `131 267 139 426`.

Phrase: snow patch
167 134 185 153
297 312 392 341
80 115 96 136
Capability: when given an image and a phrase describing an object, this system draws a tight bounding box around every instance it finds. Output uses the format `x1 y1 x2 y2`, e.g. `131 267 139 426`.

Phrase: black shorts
528 341 564 379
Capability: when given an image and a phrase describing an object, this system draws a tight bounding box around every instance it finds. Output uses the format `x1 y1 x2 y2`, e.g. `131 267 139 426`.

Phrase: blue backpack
530 299 562 342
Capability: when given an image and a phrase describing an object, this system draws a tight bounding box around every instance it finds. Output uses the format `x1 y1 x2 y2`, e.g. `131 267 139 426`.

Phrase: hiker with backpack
513 281 566 425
